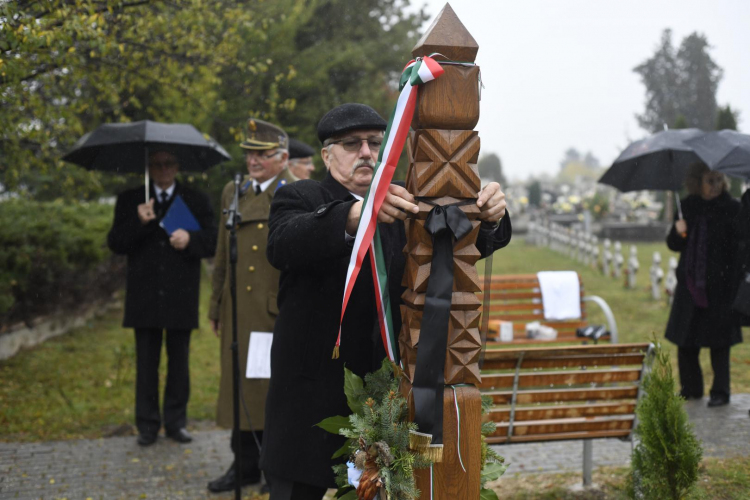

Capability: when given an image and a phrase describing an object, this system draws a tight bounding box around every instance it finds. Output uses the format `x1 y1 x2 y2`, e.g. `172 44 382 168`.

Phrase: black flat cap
317 103 387 144
288 138 316 159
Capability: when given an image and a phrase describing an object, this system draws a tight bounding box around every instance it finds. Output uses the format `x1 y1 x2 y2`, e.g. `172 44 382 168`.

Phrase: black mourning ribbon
412 200 473 445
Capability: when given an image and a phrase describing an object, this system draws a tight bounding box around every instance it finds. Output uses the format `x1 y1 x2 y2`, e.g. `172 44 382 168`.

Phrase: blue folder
160 194 201 235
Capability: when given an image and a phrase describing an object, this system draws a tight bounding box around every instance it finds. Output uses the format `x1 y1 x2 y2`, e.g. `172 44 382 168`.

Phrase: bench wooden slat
478 368 642 389
488 302 544 312
485 312 589 322
485 336 585 346
483 343 651 358
488 402 637 422
484 281 545 290
491 415 635 438
485 386 639 404
480 291 586 301
488 323 590 333
483 354 646 370
486 429 632 444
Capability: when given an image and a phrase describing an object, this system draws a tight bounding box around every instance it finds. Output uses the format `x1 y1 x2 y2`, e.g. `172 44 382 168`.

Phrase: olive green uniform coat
209 169 297 430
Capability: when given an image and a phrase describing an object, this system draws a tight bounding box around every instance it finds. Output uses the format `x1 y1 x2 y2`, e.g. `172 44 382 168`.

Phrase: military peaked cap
316 103 387 144
288 138 316 159
240 118 288 150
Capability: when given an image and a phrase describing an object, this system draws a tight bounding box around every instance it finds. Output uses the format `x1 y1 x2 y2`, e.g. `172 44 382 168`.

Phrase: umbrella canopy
685 129 750 180
599 128 705 192
62 120 231 173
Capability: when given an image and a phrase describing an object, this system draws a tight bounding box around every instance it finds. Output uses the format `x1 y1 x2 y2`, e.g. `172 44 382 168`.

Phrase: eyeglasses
245 150 281 161
328 137 383 152
703 176 724 186
149 160 178 169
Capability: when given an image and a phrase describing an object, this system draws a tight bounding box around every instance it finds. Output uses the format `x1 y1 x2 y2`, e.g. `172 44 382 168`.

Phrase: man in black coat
108 149 217 446
259 104 511 499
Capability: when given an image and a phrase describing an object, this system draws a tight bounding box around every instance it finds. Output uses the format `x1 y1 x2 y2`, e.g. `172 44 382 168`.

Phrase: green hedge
0 199 124 328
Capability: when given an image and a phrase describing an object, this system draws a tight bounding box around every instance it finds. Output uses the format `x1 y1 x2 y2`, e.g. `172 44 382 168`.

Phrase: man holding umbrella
107 147 218 446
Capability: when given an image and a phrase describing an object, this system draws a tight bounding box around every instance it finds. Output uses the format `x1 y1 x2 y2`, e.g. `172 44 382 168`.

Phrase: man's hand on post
170 229 190 250
476 182 507 224
137 199 156 225
345 185 420 234
378 184 419 223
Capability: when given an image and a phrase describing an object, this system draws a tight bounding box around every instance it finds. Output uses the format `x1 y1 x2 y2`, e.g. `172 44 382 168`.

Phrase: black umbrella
685 129 750 180
599 128 705 192
63 120 231 201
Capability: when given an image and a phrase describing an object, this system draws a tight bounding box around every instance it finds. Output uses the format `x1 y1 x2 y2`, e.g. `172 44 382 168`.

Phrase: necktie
254 184 262 195
155 191 169 218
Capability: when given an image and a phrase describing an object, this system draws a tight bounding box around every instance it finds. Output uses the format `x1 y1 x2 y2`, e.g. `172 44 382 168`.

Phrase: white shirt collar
154 183 176 200
253 175 278 194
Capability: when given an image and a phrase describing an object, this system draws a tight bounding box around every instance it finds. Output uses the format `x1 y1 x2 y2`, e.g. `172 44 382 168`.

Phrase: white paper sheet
246 332 273 379
500 321 514 342
536 271 582 320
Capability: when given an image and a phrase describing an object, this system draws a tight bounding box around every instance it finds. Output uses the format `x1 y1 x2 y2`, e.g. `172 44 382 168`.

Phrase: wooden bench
480 273 619 344
478 343 654 485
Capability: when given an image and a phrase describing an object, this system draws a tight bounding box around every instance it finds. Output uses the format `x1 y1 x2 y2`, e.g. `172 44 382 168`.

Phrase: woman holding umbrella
734 187 750 323
665 162 742 407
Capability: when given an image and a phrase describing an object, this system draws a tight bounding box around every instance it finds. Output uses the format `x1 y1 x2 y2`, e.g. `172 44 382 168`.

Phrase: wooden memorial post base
398 4 485 498
400 380 483 497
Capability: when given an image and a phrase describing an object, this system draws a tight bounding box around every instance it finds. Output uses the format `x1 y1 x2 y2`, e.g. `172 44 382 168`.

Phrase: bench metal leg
582 439 593 487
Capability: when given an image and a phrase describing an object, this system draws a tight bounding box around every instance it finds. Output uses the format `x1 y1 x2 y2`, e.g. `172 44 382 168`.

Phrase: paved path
1 395 748 499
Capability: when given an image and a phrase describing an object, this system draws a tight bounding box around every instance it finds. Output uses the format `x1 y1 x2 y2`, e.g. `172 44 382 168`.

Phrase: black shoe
166 428 193 443
207 463 261 493
707 395 729 407
137 433 158 446
679 389 702 400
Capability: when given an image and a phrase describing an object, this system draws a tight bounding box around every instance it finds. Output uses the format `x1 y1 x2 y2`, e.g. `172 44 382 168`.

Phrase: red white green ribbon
333 55 445 363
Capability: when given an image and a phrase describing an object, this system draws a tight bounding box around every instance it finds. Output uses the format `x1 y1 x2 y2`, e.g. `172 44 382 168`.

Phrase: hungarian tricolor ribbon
332 55 445 364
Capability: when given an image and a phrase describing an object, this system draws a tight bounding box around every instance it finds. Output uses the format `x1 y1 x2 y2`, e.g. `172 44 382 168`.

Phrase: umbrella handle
144 147 149 203
674 192 687 238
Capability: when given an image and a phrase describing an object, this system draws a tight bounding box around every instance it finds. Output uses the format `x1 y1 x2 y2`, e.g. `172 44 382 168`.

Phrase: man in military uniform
287 138 316 180
207 119 296 493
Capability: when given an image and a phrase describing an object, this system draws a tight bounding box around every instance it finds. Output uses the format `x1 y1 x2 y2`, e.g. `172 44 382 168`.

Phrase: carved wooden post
399 4 483 498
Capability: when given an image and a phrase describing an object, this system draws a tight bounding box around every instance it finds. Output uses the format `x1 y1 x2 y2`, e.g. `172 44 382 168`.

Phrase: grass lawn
0 269 221 442
1 237 748 443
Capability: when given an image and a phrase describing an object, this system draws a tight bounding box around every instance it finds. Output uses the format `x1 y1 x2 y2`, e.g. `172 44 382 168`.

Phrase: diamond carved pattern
406 129 480 198
445 310 482 385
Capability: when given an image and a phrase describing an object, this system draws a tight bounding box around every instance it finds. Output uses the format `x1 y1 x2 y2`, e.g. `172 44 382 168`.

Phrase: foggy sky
411 0 750 182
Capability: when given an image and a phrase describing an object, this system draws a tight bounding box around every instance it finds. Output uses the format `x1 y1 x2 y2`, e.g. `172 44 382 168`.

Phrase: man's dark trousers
135 328 192 435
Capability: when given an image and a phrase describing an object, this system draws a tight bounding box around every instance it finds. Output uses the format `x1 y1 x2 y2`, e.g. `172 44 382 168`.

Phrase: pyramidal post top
411 3 478 62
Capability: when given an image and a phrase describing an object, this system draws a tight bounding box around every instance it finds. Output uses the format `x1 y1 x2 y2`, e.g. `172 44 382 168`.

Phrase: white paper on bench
246 331 273 379
536 271 581 320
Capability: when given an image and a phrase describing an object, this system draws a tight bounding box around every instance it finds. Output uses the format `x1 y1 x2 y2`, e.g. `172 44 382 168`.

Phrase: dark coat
665 192 742 347
734 189 750 326
108 182 217 330
259 172 512 488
